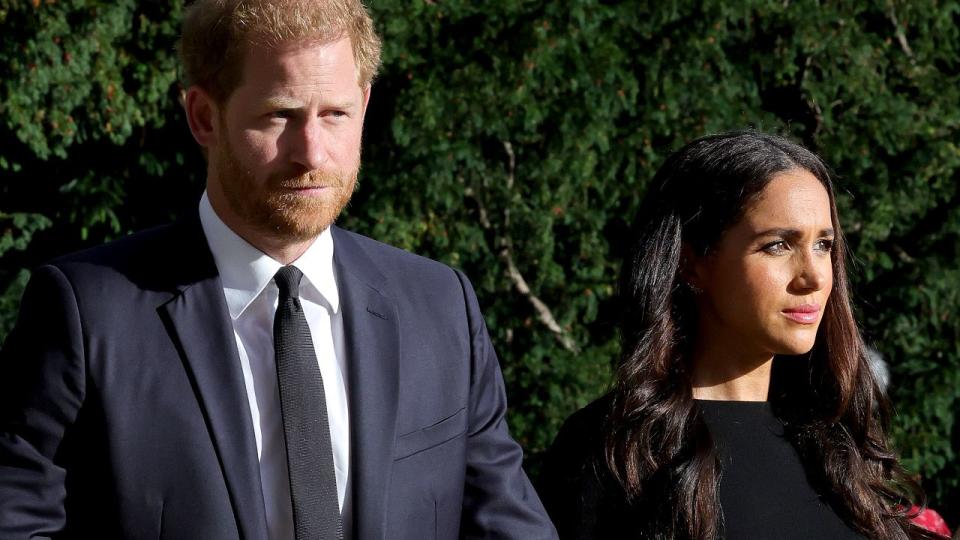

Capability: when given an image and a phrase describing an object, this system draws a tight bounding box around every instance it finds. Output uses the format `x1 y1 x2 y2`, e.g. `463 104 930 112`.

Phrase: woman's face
691 168 835 358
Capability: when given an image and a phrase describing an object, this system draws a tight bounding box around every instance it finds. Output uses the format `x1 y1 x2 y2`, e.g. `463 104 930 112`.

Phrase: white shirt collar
198 192 340 319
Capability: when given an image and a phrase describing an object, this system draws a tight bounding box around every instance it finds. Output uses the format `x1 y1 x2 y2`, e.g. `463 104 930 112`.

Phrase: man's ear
359 83 372 119
184 86 219 149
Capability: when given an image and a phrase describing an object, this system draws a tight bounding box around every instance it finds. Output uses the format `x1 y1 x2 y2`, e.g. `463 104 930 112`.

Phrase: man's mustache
273 170 346 189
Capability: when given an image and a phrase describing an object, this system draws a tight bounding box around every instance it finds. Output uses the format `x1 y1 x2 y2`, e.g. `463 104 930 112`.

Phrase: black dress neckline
694 398 771 406
540 396 866 540
696 398 863 540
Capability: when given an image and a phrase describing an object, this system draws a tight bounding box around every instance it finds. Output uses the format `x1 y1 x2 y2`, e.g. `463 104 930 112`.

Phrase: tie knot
274 265 304 299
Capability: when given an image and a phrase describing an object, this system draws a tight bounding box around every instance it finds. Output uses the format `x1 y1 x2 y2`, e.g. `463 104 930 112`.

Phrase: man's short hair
179 0 382 103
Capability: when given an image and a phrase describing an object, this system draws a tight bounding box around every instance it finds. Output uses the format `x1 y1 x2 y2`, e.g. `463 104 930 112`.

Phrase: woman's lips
782 304 820 324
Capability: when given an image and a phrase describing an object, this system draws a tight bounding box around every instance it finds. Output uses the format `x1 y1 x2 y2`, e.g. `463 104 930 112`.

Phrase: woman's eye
815 238 834 252
762 241 788 255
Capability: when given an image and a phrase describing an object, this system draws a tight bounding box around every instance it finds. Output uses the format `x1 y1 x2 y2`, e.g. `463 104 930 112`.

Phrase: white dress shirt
199 193 352 540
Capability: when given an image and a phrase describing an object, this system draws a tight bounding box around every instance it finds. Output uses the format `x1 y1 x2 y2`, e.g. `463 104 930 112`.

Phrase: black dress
539 397 864 539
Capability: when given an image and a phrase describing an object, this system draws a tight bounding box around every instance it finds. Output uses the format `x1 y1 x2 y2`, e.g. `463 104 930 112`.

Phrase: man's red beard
214 134 358 243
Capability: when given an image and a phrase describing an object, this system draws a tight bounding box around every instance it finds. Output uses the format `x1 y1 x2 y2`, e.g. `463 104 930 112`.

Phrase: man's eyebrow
323 99 357 110
262 97 357 110
754 227 835 239
263 96 304 109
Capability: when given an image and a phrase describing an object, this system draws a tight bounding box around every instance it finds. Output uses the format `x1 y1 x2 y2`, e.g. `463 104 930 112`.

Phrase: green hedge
1 0 958 523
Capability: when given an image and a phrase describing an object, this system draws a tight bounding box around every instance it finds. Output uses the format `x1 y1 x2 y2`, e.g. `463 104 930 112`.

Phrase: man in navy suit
0 1 557 538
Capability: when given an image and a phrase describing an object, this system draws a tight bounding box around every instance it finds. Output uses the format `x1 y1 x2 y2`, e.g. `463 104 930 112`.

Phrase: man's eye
324 110 347 119
762 241 788 255
269 110 293 120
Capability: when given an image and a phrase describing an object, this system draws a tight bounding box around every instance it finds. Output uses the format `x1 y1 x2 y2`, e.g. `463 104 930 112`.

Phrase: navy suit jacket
0 217 557 539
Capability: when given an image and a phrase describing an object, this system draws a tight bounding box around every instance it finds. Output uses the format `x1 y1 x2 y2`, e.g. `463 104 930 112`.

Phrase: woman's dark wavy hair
605 130 934 539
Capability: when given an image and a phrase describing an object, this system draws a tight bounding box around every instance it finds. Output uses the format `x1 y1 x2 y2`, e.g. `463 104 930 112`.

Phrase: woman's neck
689 335 774 402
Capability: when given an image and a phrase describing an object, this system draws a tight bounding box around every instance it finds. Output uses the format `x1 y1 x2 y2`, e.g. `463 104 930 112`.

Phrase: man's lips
282 183 332 189
782 304 821 324
282 185 334 194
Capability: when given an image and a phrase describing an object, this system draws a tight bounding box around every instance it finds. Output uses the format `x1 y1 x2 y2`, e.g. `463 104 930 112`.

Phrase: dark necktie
273 265 343 540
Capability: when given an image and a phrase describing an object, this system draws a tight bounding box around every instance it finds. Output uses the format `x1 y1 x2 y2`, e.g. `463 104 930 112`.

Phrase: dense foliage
1 0 958 523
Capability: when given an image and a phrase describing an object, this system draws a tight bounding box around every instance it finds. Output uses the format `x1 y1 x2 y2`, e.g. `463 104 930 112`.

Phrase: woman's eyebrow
753 227 835 239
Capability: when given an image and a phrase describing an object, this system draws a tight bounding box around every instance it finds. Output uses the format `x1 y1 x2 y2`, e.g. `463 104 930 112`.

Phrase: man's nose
289 118 329 171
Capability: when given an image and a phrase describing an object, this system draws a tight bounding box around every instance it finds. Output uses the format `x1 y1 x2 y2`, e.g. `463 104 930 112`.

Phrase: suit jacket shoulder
0 216 253 539
330 225 558 539
330 225 466 295
47 217 215 294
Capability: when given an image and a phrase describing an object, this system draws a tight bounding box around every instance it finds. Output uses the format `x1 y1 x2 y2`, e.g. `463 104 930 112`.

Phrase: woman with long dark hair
540 131 937 539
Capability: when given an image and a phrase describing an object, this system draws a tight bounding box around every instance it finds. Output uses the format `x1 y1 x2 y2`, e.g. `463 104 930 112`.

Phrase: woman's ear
680 243 706 294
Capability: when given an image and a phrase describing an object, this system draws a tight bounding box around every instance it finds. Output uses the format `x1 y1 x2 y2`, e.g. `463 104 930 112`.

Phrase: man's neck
243 233 317 266
206 188 320 265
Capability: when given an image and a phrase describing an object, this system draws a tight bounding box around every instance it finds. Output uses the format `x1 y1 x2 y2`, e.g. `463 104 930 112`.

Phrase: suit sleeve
0 265 86 538
453 269 559 540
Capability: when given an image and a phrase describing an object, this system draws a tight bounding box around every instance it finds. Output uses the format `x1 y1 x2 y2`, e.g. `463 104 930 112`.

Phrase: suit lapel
158 218 268 540
332 226 400 540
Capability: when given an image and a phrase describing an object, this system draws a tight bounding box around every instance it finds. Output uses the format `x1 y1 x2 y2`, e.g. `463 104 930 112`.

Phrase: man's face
208 36 369 243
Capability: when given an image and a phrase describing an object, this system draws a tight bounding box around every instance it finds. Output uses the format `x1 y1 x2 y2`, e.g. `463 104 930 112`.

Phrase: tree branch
502 249 579 352
885 1 915 62
461 144 580 353
800 56 824 137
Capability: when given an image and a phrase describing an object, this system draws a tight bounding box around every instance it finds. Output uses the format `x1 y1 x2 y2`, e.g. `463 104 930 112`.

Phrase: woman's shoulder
544 394 612 473
540 394 636 539
559 394 612 440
